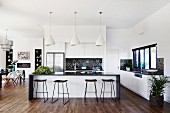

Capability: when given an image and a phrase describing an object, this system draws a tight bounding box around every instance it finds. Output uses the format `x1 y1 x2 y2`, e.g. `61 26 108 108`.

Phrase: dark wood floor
0 80 170 113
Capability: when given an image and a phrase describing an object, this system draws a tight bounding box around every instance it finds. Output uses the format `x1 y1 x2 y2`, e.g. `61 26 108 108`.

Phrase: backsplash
66 58 102 70
157 58 164 75
120 59 133 71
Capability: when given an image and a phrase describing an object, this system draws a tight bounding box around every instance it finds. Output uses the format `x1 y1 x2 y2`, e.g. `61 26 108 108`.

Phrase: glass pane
136 50 139 67
145 48 149 69
54 54 64 73
151 47 156 68
46 54 54 72
140 49 144 69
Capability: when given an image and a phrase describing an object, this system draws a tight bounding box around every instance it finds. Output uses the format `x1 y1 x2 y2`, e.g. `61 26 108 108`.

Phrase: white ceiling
0 0 169 38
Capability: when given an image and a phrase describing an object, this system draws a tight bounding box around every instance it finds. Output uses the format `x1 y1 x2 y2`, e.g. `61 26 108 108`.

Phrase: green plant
149 75 170 96
124 60 132 68
32 66 53 75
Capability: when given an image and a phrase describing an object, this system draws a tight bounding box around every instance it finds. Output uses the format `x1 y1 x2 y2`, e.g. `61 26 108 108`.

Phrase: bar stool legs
100 79 116 102
51 80 69 105
84 79 98 102
84 82 88 101
33 80 48 103
94 81 98 102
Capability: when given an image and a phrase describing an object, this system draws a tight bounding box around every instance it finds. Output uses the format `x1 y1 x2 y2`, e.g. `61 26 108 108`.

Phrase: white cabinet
93 46 103 58
84 43 94 57
65 43 103 58
65 43 75 58
75 44 84 57
120 70 150 100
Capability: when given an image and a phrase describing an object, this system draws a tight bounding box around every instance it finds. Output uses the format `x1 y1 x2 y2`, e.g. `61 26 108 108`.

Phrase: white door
106 49 119 73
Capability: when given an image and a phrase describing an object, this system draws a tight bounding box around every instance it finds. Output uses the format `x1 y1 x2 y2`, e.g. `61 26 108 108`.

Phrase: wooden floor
0 80 170 113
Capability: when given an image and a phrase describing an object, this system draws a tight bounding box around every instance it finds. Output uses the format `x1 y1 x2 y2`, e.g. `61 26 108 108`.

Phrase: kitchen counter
29 72 117 76
29 73 120 100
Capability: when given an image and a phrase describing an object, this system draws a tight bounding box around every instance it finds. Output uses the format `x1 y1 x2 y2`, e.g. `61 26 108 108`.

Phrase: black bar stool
100 79 116 102
33 79 48 102
52 80 69 105
84 79 98 102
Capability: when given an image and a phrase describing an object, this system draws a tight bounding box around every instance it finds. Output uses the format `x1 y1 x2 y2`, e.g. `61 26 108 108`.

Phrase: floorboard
0 80 170 113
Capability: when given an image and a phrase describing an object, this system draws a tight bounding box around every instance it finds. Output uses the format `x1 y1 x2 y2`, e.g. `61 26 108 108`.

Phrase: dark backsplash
120 59 132 71
66 58 102 70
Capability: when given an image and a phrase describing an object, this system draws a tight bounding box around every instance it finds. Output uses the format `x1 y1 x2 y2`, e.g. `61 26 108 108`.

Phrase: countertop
29 72 120 76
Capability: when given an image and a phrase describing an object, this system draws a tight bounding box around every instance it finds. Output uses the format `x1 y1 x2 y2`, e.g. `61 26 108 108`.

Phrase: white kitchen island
28 73 120 100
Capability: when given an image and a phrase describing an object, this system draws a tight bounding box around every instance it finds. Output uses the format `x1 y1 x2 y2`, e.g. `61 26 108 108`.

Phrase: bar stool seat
52 79 69 105
33 79 48 103
100 79 116 102
84 79 98 102
85 79 97 82
54 80 68 82
34 79 47 82
101 79 115 82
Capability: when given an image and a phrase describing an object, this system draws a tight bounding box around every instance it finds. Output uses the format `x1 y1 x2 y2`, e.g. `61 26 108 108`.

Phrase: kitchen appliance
46 52 65 74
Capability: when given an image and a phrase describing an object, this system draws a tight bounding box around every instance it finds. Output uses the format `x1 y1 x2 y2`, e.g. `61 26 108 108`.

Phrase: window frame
132 44 157 70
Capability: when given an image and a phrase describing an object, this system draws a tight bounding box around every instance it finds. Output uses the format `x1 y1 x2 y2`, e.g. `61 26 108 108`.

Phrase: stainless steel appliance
46 52 65 74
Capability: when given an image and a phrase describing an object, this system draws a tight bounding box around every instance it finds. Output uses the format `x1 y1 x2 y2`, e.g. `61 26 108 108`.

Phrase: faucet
74 63 76 70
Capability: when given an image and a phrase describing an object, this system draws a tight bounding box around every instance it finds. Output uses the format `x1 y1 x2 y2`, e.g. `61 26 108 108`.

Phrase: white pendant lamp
96 12 105 46
45 12 55 46
70 12 80 46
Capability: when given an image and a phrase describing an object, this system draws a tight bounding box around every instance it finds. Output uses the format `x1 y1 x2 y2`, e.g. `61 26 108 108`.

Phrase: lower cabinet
120 71 150 100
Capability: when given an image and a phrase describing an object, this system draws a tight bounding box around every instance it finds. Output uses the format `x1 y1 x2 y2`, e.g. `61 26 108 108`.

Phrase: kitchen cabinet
120 70 150 100
93 46 103 58
84 43 93 57
65 43 75 58
65 43 103 58
74 44 84 57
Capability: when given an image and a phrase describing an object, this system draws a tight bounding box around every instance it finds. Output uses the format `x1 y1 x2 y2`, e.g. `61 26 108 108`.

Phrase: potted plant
124 60 132 71
7 60 18 71
149 75 170 107
32 66 53 75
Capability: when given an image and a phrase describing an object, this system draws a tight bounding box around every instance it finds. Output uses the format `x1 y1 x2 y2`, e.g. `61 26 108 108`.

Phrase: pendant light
70 12 80 46
96 12 105 46
45 12 55 46
0 29 13 51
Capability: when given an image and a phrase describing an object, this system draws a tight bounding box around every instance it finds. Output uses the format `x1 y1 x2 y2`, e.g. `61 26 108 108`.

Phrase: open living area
0 0 170 113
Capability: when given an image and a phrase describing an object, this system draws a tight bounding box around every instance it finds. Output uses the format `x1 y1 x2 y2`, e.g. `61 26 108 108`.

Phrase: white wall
128 3 170 102
12 37 43 78
106 29 131 73
0 49 6 69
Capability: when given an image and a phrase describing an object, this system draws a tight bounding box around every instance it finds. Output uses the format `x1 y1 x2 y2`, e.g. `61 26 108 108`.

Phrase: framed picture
18 51 30 60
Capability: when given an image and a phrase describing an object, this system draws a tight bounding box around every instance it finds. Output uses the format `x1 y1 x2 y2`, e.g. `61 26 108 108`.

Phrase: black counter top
29 72 120 76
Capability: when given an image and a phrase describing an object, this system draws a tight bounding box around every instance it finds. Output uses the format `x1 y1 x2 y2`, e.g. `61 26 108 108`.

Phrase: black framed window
132 44 157 70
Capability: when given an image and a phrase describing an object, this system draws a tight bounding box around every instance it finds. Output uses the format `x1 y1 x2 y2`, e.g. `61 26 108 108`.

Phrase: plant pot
150 95 164 107
126 67 130 71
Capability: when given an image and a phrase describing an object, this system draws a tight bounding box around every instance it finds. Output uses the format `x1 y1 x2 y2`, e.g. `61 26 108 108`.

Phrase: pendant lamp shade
96 34 105 46
45 35 55 46
70 12 80 46
45 12 55 46
70 34 80 46
96 12 105 46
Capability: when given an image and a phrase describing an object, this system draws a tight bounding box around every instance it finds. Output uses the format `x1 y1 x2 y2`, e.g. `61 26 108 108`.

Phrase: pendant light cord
49 12 52 34
75 12 77 34
99 12 102 35
6 29 8 40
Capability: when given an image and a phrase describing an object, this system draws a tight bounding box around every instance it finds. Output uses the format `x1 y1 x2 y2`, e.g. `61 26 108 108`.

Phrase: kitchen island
29 72 120 100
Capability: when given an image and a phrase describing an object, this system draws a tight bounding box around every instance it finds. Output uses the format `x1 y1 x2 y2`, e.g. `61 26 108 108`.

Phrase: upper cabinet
84 43 93 57
65 43 103 58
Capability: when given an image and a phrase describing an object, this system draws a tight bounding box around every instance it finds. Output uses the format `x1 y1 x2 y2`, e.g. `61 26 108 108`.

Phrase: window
132 44 157 70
